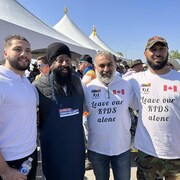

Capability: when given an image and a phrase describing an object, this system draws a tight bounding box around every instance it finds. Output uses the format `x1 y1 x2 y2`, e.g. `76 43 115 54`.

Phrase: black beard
147 55 168 70
9 58 30 71
53 67 72 86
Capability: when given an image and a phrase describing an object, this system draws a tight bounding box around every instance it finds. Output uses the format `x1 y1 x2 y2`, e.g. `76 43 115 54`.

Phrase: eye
14 48 22 52
26 49 31 53
99 64 105 68
55 56 71 64
107 63 113 67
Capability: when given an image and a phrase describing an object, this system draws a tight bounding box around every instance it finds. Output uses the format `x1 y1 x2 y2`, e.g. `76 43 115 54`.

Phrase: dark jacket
33 74 85 180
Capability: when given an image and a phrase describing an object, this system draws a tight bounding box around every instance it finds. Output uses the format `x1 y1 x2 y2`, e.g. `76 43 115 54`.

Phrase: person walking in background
126 36 180 179
83 51 137 180
33 42 85 180
78 54 96 170
167 59 180 71
0 35 38 180
123 58 144 151
35 55 50 80
78 54 96 140
123 59 144 78
78 54 96 84
131 59 144 73
78 54 96 138
27 62 40 82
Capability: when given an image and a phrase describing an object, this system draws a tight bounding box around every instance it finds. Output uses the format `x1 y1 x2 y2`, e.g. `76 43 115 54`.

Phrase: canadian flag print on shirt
113 89 125 95
163 85 177 92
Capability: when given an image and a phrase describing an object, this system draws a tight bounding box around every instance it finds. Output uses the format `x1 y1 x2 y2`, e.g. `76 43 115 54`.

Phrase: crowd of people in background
0 34 180 180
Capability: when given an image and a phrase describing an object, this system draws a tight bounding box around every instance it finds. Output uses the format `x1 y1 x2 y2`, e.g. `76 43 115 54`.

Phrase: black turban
46 42 71 66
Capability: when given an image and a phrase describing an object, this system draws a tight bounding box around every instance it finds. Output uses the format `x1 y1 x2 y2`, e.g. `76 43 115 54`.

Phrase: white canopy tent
0 0 96 60
53 9 104 52
89 26 128 61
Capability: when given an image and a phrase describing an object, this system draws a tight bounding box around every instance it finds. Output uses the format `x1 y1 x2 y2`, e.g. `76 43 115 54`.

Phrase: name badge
59 108 79 117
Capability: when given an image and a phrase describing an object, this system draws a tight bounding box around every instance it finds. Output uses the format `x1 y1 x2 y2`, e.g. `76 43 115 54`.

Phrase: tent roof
0 0 96 60
89 26 125 59
53 13 104 52
89 26 129 62
89 27 116 54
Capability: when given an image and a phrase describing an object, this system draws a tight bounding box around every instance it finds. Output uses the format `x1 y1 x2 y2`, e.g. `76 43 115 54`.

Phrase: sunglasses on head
38 64 46 68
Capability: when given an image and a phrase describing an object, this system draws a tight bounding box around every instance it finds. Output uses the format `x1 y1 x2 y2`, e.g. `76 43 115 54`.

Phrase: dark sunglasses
38 64 46 68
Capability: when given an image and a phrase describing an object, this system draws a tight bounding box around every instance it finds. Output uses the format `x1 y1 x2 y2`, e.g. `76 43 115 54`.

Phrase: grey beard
96 70 115 85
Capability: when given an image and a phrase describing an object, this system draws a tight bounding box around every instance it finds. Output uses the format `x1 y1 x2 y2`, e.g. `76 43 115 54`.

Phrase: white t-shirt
127 69 180 159
0 66 38 161
84 73 137 155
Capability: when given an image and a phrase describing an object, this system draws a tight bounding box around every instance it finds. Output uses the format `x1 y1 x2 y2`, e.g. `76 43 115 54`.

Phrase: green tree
169 50 180 59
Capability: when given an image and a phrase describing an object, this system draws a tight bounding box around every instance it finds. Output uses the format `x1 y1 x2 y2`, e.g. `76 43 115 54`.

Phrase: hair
37 55 48 64
95 50 115 65
113 54 117 63
3 34 30 49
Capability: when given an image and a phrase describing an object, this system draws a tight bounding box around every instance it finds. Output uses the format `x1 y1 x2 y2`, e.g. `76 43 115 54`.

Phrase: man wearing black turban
33 42 85 180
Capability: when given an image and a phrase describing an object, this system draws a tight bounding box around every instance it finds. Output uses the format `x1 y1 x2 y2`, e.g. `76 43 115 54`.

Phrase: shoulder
72 74 81 83
33 75 49 87
123 71 147 81
33 75 51 98
86 69 96 75
86 78 99 87
84 69 96 79
113 74 132 89
169 69 180 77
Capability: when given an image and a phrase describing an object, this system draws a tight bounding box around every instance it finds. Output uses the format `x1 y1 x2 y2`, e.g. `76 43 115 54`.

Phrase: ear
3 50 7 58
144 50 147 57
94 65 97 70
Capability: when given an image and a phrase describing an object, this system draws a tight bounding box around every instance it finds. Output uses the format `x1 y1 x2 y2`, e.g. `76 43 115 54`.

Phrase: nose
20 51 32 61
20 50 29 58
61 60 69 66
154 49 162 56
20 51 25 56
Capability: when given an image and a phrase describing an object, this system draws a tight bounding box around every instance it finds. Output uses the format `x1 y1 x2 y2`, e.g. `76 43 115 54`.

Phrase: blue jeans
88 149 131 180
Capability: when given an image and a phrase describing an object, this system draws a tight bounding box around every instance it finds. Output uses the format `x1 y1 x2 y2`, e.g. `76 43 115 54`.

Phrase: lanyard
49 72 58 105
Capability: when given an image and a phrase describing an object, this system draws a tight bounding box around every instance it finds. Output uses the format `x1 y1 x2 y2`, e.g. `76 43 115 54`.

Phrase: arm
0 153 27 180
81 82 89 141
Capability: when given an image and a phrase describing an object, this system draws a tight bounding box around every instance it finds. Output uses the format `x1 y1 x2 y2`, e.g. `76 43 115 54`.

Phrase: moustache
59 67 71 71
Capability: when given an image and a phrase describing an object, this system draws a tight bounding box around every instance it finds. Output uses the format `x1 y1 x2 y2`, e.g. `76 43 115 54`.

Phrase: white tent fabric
89 27 116 54
53 13 104 52
89 27 125 59
0 0 96 60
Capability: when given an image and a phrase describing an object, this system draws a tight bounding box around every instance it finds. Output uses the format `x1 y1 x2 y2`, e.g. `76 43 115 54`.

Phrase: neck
3 63 24 77
148 66 170 75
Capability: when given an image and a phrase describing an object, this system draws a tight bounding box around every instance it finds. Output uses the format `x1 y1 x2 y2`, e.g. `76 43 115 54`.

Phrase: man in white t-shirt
0 35 38 180
126 36 180 179
83 51 137 180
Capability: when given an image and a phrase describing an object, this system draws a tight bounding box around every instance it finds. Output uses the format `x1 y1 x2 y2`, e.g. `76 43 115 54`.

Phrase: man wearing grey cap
123 59 144 78
131 59 144 72
33 42 85 180
125 36 180 179
78 54 96 84
78 54 96 170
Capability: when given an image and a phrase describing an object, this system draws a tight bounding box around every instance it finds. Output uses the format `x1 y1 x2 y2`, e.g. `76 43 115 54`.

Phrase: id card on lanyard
59 108 79 117
50 72 80 118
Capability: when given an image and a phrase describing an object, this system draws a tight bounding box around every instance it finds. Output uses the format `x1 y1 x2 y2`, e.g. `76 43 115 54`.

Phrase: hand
1 167 27 180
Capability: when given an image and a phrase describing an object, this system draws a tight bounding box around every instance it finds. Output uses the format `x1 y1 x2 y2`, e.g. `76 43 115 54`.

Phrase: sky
17 0 180 62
